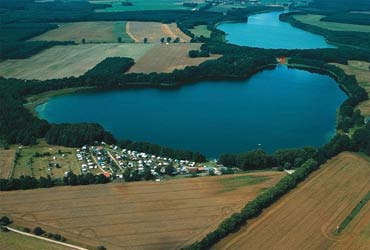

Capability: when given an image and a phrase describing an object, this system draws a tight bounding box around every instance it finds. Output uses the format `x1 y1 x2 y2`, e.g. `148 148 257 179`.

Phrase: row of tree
183 158 319 250
118 140 206 162
219 147 317 170
0 172 111 191
184 122 370 250
287 58 368 132
279 12 370 49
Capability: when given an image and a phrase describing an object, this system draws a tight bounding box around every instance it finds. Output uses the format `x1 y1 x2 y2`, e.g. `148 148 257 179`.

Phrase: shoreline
24 87 95 116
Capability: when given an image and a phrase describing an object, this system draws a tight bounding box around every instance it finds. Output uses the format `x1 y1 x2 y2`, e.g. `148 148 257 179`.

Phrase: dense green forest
118 140 206 162
321 13 370 25
45 123 116 147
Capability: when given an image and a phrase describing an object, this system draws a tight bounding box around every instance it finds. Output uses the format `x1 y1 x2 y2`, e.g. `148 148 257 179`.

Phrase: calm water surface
218 11 336 49
37 66 346 157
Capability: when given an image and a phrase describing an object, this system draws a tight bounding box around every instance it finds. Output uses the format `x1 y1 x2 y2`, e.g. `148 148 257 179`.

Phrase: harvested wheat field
214 152 370 250
29 21 133 44
0 44 153 80
129 43 221 73
126 21 191 43
0 171 284 250
0 148 16 179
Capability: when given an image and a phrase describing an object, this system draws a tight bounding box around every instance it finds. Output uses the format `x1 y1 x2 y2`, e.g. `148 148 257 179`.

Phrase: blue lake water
37 66 346 157
218 11 336 49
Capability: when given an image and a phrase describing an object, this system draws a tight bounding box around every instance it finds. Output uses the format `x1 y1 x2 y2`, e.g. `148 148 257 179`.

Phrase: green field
189 25 212 38
219 175 271 193
293 14 370 32
12 142 82 179
30 21 133 44
92 0 193 12
0 230 69 250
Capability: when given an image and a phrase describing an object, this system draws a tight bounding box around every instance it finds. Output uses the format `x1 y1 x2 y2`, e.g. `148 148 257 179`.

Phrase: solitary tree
33 226 44 236
117 37 122 43
166 37 172 43
143 37 148 43
0 216 11 226
81 38 86 44
160 37 165 43
173 37 180 43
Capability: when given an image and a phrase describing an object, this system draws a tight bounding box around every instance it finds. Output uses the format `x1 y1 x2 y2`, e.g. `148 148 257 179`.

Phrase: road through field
214 152 370 250
0 171 284 250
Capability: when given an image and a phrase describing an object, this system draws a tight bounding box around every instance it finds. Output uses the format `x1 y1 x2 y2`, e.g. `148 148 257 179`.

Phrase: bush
0 216 12 226
33 226 44 236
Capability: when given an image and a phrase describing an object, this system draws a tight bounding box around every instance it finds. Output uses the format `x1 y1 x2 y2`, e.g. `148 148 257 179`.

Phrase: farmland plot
0 171 284 250
129 43 221 73
214 152 370 250
0 148 16 179
294 14 370 32
29 21 133 44
126 21 191 43
0 44 153 80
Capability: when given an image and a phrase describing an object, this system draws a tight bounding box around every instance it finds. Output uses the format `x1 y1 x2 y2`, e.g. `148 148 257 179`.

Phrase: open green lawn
13 141 81 179
0 230 69 250
219 175 271 193
294 14 370 32
92 0 194 12
189 25 212 38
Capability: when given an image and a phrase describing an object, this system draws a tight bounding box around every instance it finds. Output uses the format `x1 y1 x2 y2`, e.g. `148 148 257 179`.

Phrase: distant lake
37 66 346 158
218 11 336 49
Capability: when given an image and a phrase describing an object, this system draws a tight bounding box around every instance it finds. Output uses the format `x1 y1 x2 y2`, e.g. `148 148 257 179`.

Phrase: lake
218 11 336 49
37 66 346 158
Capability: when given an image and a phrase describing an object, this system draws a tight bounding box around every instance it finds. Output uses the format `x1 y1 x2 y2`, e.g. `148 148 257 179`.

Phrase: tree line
287 58 368 133
0 172 111 191
279 12 370 49
219 147 317 170
118 140 206 162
